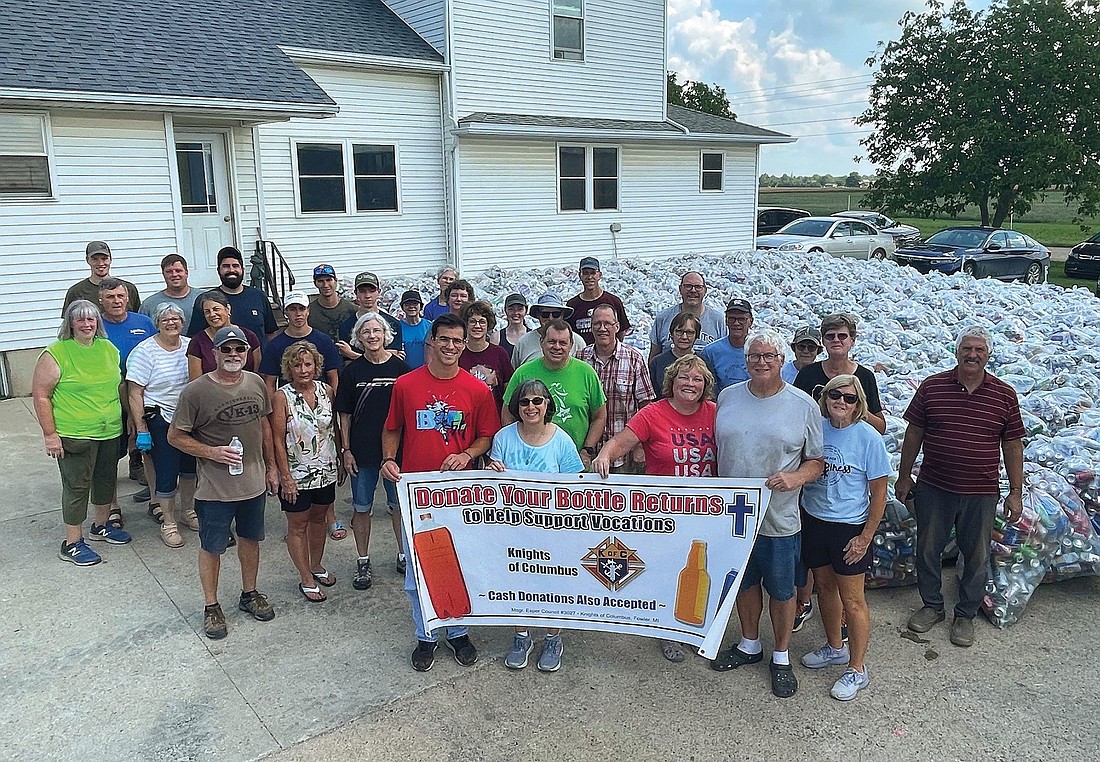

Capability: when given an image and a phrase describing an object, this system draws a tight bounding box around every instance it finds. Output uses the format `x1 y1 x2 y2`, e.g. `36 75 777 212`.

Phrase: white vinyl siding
0 111 178 351
383 0 448 54
451 0 665 120
457 138 758 273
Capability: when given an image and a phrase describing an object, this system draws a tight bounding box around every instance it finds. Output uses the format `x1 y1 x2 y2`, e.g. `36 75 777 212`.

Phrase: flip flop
299 583 326 603
329 521 348 541
312 570 337 587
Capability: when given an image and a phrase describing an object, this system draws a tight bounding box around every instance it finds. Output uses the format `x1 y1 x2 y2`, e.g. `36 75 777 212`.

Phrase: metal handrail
252 238 295 310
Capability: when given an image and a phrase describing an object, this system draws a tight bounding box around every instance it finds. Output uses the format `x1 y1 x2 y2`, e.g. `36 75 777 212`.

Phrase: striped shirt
579 342 656 464
904 368 1024 495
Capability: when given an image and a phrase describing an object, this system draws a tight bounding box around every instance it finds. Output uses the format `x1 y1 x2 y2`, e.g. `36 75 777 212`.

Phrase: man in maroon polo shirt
895 327 1024 648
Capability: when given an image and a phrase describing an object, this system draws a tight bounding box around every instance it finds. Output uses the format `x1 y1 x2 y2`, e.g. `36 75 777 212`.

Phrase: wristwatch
582 446 597 456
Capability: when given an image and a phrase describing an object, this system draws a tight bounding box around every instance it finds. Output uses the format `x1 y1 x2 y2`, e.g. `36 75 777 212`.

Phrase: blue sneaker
505 633 533 669
800 643 850 669
59 539 102 566
88 523 132 545
537 635 564 672
831 667 870 701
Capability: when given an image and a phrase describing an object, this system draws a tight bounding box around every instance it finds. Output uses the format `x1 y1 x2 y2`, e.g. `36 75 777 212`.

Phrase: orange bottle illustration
674 539 710 626
413 513 472 619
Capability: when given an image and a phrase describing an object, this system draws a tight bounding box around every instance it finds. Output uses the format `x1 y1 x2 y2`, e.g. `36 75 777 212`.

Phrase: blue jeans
402 525 468 642
147 412 195 499
351 466 398 515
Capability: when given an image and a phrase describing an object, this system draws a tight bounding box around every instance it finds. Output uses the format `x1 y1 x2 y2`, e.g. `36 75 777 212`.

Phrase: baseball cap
213 325 248 347
400 289 423 306
217 246 244 265
791 326 823 347
725 298 753 314
86 241 111 257
313 264 336 279
504 293 528 309
283 291 310 309
354 271 380 289
579 256 601 271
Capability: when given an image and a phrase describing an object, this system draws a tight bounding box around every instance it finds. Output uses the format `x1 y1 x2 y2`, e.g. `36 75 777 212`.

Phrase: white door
175 133 234 287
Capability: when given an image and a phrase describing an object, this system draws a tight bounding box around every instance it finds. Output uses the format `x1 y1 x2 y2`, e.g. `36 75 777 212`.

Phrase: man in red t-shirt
896 327 1024 648
381 313 500 671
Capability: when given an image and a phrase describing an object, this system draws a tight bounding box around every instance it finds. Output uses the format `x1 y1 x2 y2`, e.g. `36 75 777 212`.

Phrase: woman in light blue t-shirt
798 374 889 702
489 379 583 673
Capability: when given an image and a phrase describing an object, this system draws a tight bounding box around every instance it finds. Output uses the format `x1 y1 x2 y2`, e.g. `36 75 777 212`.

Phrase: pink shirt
626 399 717 477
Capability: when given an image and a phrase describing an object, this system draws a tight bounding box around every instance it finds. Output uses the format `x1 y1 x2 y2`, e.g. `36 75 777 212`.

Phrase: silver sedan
755 216 897 260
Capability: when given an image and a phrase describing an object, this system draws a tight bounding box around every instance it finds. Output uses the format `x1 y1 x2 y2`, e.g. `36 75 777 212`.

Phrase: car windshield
925 229 990 248
778 219 833 237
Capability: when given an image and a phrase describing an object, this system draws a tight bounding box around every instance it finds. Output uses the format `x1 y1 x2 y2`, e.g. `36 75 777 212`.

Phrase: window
557 145 619 212
701 152 724 191
294 141 399 215
176 142 218 214
0 112 53 198
552 0 583 60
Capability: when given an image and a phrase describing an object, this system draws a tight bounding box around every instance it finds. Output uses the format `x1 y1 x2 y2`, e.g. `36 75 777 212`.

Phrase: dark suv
1064 231 1100 279
757 207 810 236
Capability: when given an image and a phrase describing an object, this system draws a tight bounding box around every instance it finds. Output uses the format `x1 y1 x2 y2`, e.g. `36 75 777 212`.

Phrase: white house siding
0 110 177 352
254 65 448 284
456 137 757 273
230 126 262 265
450 0 666 120
384 0 447 54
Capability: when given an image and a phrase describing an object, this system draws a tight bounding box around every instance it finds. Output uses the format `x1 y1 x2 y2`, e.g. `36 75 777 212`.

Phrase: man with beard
187 246 277 350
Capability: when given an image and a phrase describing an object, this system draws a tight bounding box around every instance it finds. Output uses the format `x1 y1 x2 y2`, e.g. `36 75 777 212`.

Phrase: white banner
398 470 771 659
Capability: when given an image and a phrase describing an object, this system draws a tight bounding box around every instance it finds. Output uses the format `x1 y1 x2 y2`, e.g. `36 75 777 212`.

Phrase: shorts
351 466 398 515
195 494 266 554
58 436 120 525
280 482 336 513
800 511 871 576
741 533 801 601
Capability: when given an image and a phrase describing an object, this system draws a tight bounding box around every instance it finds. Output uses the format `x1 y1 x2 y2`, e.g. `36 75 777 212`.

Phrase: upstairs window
0 112 53 199
558 145 619 212
296 142 347 213
701 152 724 192
553 0 584 60
294 141 399 215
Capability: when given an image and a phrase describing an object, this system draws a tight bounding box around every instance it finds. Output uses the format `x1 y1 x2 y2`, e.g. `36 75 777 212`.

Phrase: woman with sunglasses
648 312 702 399
187 290 261 379
593 354 718 663
798 374 889 702
489 379 583 672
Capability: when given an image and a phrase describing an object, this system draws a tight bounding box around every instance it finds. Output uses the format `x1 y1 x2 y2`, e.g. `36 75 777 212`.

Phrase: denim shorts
351 466 398 515
280 482 336 513
195 493 266 554
741 533 801 601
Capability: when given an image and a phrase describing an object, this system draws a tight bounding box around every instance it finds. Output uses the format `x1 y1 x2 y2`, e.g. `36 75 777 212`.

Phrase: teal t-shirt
504 358 607 449
490 423 584 473
801 417 891 524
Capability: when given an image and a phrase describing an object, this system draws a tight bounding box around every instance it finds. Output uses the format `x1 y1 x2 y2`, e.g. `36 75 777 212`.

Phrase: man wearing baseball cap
782 326 823 384
510 292 586 367
398 290 431 369
63 240 141 315
337 272 404 362
566 256 631 346
700 298 755 394
187 246 278 351
259 291 342 395
307 264 356 344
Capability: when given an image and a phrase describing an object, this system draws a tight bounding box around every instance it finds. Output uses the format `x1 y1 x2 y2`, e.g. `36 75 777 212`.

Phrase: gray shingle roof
667 105 790 139
0 0 442 107
460 113 682 132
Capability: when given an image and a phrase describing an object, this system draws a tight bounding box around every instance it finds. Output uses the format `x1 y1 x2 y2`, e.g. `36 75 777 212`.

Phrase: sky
666 0 932 177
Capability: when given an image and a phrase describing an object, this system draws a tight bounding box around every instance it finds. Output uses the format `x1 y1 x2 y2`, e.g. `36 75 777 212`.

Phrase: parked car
831 210 921 247
756 206 810 236
755 216 896 260
893 227 1050 284
1064 231 1100 279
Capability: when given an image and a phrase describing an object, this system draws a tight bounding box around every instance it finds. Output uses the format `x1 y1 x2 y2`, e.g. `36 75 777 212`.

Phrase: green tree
857 0 1100 227
667 72 737 120
845 172 862 188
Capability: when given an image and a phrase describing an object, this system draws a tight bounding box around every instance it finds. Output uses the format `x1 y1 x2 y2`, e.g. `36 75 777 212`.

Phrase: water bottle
228 436 244 476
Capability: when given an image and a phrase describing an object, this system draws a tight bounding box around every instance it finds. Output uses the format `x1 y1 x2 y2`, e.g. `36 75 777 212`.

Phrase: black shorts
800 511 871 576
280 482 336 513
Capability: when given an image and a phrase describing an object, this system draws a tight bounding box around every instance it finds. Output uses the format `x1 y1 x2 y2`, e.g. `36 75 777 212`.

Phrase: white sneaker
830 667 870 701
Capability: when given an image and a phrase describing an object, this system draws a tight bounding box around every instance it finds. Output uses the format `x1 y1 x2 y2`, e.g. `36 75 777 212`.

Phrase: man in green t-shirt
503 320 607 469
307 263 356 344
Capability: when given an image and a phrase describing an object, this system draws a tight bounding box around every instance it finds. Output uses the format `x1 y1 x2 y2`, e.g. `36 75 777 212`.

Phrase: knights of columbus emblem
581 536 645 591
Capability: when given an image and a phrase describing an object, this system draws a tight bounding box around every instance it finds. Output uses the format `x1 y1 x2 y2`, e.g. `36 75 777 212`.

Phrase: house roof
666 105 790 140
0 0 442 113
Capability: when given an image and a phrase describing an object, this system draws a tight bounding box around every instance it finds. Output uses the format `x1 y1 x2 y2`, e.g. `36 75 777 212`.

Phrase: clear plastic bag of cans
864 498 918 589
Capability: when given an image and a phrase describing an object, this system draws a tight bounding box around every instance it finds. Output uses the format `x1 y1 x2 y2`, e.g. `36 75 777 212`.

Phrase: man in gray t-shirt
647 271 725 360
710 329 823 698
140 254 199 334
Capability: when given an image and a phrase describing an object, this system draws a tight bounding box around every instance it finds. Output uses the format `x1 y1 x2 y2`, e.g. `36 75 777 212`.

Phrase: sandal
312 570 337 587
710 645 763 672
329 521 347 541
299 583 326 603
770 660 799 698
160 522 184 548
107 505 124 529
660 639 687 663
148 503 165 525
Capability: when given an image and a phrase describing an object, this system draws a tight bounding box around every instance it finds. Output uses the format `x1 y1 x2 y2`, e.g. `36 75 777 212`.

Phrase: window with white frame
558 145 619 212
294 140 398 214
0 112 53 198
701 151 724 192
552 0 584 60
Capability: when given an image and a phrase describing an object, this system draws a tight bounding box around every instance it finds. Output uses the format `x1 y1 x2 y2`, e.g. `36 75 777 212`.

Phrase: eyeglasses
219 344 249 354
673 328 698 336
824 332 851 341
826 389 859 404
518 397 546 407
434 336 467 346
746 352 780 362
466 318 489 326
591 321 618 329
681 284 705 291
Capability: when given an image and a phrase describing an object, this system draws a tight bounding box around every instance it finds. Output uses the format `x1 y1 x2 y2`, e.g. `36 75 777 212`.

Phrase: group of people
33 244 1025 701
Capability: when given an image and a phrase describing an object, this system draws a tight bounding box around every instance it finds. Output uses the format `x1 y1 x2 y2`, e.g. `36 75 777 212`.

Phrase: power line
720 73 872 97
758 115 863 128
733 84 874 107
737 99 869 117
785 128 874 138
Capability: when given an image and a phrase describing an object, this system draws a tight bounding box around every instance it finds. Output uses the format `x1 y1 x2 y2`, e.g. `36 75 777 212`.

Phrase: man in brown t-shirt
169 325 279 640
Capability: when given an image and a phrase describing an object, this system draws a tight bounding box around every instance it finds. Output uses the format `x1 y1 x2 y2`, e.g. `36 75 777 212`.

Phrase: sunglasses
826 389 858 404
541 310 564 318
824 332 850 341
219 344 249 354
518 397 546 407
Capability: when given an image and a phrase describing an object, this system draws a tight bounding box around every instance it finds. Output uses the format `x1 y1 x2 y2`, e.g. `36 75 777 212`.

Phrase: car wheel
871 248 887 260
808 248 823 254
962 261 978 278
1025 262 1045 285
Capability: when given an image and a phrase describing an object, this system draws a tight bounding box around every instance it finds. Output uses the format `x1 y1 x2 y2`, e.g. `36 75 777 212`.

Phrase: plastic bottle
674 540 710 627
228 436 244 476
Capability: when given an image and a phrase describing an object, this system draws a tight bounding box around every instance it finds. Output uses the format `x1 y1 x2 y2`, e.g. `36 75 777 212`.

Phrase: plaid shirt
580 342 656 465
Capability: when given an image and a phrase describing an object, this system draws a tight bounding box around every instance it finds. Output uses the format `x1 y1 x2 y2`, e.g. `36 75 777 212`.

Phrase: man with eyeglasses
380 313 500 672
711 328 823 699
578 304 654 473
169 325 280 640
700 298 754 395
648 271 726 361
510 292 586 367
793 314 885 435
